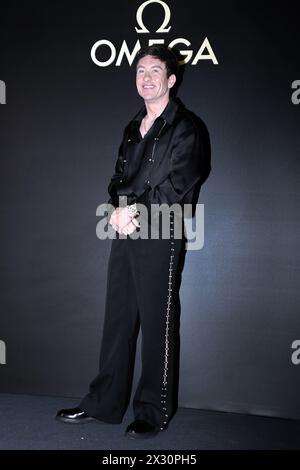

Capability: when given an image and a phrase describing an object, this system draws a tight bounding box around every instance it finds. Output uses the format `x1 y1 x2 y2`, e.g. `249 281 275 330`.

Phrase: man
56 45 210 439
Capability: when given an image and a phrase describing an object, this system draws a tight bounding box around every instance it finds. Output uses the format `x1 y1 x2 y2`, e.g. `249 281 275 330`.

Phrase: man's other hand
121 218 140 235
109 207 140 234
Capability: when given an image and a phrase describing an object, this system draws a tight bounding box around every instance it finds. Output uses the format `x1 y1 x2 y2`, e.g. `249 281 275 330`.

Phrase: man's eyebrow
136 65 164 69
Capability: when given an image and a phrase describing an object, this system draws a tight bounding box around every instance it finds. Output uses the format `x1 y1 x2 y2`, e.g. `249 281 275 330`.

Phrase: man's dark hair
134 44 179 79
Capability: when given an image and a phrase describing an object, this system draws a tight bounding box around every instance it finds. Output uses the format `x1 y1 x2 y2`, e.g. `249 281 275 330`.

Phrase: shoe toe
56 407 95 423
125 420 159 439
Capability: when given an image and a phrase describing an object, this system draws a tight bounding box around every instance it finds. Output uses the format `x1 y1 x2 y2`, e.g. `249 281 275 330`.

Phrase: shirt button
120 179 123 183
123 159 127 163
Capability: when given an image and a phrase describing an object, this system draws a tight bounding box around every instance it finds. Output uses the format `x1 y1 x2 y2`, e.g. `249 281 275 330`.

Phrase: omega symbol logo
90 0 219 66
135 0 171 34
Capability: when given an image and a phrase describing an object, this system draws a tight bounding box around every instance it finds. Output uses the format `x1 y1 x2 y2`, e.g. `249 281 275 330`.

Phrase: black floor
0 393 300 450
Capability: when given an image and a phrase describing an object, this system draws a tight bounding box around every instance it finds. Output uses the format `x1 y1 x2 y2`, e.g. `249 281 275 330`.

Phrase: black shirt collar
132 96 179 126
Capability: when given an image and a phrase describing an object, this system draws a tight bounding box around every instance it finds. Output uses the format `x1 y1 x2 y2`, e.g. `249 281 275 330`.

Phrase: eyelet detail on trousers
160 211 175 430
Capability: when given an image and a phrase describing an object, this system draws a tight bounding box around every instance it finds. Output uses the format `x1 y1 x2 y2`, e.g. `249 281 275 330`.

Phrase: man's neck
144 95 170 121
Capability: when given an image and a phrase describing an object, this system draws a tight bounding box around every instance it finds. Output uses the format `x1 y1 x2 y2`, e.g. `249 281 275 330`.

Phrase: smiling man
56 45 210 439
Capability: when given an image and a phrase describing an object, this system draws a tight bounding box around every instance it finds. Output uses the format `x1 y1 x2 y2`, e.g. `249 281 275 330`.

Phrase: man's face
136 55 176 103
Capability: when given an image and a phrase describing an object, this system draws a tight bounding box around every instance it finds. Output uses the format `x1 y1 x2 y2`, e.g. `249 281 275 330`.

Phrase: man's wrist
127 203 138 218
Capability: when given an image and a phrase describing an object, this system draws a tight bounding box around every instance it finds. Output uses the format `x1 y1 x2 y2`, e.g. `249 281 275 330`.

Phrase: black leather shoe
56 407 96 424
125 420 160 439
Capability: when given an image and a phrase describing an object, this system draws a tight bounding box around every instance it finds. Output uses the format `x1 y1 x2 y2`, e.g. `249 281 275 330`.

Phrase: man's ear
168 74 176 89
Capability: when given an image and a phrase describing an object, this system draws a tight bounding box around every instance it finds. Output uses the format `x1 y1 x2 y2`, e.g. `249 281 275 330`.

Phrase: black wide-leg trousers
80 214 187 430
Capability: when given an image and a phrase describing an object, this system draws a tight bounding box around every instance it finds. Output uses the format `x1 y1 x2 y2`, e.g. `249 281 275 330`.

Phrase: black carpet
0 393 300 450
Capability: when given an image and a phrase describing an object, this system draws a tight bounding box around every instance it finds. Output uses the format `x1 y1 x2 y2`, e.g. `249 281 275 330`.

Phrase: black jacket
107 96 211 218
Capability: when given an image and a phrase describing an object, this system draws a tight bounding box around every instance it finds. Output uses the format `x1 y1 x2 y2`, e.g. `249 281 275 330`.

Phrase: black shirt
107 96 211 217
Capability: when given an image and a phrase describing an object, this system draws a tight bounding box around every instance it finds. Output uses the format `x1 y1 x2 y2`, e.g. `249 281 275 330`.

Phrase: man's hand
109 207 132 232
121 218 140 235
109 207 140 235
